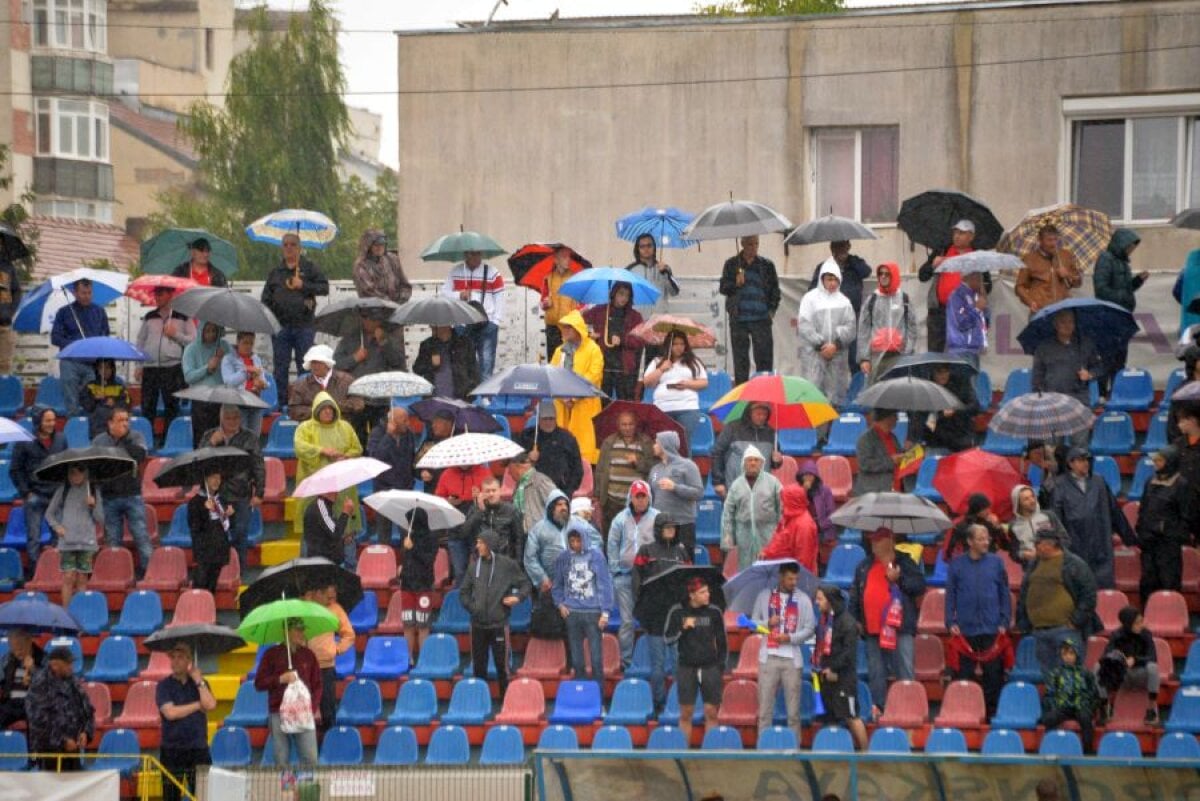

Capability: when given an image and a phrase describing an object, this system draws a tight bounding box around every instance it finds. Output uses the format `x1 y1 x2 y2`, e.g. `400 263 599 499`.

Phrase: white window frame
809 126 899 226
1060 93 1200 224
31 0 106 54
35 97 109 162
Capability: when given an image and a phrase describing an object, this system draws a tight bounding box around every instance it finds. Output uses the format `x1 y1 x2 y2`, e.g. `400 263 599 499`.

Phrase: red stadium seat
771 455 799 488
433 549 451 588
170 590 216 626
494 678 546 725
89 548 135 592
141 458 183 505
917 589 946 636
1155 637 1175 681
1084 636 1107 671
913 634 945 683
998 551 1024 591
516 638 567 680
716 679 758 727
85 681 112 726
934 681 986 728
217 548 241 593
137 547 188 593
878 681 929 729
573 460 593 499
113 681 160 729
376 592 405 635
816 456 853 502
357 546 397 591
1182 547 1200 593
1097 590 1130 635
732 635 762 681
1106 688 1155 733
1113 548 1141 595
26 548 62 594
1145 591 1189 636
263 457 286 502
1122 502 1140 533
139 651 171 682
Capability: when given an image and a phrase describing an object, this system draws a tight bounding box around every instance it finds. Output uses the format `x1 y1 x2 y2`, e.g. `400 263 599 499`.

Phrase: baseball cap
953 219 976 233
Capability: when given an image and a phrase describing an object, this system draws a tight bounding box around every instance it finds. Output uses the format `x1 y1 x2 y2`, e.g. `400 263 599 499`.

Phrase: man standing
720 235 780 384
945 523 1011 715
461 476 525 560
367 407 416 543
1016 224 1081 313
1051 448 1134 588
1016 528 1099 676
813 241 872 375
945 271 989 366
136 287 195 445
516 400 583 498
51 278 109 417
814 584 868 750
334 316 407 379
301 583 354 737
11 407 66 575
202 404 265 570
595 410 655 533
1032 310 1102 419
721 446 783 568
412 325 480 401
261 232 330 395
552 528 614 682
539 246 581 361
648 431 703 553
25 646 94 771
157 644 216 801
171 237 228 287
508 452 558 535
751 563 815 745
854 409 902 495
607 480 659 667
918 220 977 352
525 491 600 597
664 578 726 745
254 620 321 766
460 531 531 698
1092 229 1146 394
435 460 493 585
441 249 505 380
0 630 43 728
91 409 151 579
287 344 360 423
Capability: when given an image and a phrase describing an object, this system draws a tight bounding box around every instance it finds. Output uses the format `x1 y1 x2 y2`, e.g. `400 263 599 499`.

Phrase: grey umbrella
172 287 281 334
830 492 952 535
933 249 1024 275
390 295 484 327
174 384 270 409
144 623 245 655
784 215 878 246
315 297 401 337
855 376 963 412
987 392 1094 440
683 199 792 241
1171 208 1200 231
878 352 978 382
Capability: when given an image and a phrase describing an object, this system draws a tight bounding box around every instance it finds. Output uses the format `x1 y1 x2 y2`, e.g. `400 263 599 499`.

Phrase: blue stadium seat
692 545 711 566
973 370 993 410
660 682 704 726
606 678 652 726
894 413 909 445
0 375 22 418
812 726 854 753
388 679 437 725
441 678 493 725
111 590 163 637
358 636 410 680
701 726 743 750
162 505 192 548
982 428 1025 457
261 374 279 411
981 729 1025 756
1166 687 1200 733
838 528 863 545
0 548 21 592
259 737 299 767
824 544 866 590
1027 463 1044 492
1144 409 1170 453
0 462 19 504
823 413 866 457
375 726 419 765
549 680 602 725
510 596 532 633
211 727 252 768
489 413 513 440
408 634 460 679
991 681 1040 729
128 416 154 448
158 417 194 457
85 636 136 682
1181 641 1200 686
0 730 27 771
463 645 511 680
1090 412 1135 456
689 414 715 458
646 725 687 751
224 683 268 727
425 725 470 765
699 371 733 411
33 376 67 417
702 473 720 501
63 416 90 448
319 726 363 765
1039 730 1083 756
335 644 357 678
1000 369 1031 405
778 428 818 457
1090 379 1100 409
480 725 525 764
1157 733 1200 759
1106 369 1154 411
757 726 797 751
67 591 110 636
432 589 471 634
348 592 378 635
625 637 652 680
868 727 911 753
696 498 722 546
593 725 634 751
336 679 383 726
925 727 967 754
1097 731 1142 758
1092 455 1121 496
1009 638 1043 684
89 729 140 774
262 417 300 459
912 455 944 504
858 680 874 720
1128 457 1155 502
1164 368 1186 406
537 725 580 750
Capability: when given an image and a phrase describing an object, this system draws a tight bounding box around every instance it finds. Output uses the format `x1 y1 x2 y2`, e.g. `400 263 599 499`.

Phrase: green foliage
0 143 39 283
696 0 844 15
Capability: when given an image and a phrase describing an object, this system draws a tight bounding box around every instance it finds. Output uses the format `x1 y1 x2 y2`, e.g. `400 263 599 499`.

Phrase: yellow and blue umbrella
245 209 337 249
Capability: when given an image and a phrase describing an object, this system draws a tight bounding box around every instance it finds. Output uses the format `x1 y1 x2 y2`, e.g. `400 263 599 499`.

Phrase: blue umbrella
470 364 607 400
0 597 80 634
723 559 818 616
558 266 662 306
56 336 147 362
13 268 129 333
245 208 337 249
614 206 697 250
1016 297 1138 356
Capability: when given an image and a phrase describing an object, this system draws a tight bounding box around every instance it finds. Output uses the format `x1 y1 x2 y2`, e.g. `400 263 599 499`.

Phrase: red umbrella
932 448 1022 518
629 314 718 349
592 400 687 456
506 243 592 293
126 274 198 306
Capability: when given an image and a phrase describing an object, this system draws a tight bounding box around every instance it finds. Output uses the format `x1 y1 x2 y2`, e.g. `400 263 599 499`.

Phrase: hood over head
656 430 682 458
653 514 678 543
817 259 843 293
1154 444 1180 477
1010 483 1040 516
556 309 590 341
876 262 902 296
311 390 342 424
781 483 810 516
358 228 387 260
1107 228 1140 260
742 444 764 464
798 459 820 481
477 529 501 554
543 488 570 524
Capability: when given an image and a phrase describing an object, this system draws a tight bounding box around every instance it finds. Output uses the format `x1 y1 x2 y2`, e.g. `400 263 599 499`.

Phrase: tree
0 143 39 282
696 0 844 15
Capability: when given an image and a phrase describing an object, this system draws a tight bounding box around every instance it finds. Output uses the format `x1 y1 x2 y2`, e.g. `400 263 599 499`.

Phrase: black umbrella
784 215 878 246
314 297 401 338
1170 208 1200 231
855 377 964 412
174 384 271 409
239 557 364 618
897 189 1004 252
0 224 30 261
634 564 725 636
155 447 252 488
171 287 281 334
143 623 245 655
390 295 483 327
33 447 137 484
410 397 500 435
878 352 979 382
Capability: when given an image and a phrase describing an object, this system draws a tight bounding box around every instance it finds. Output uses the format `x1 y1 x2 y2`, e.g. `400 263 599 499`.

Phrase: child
188 468 232 593
1041 639 1101 753
1100 606 1161 725
45 466 103 606
80 359 131 439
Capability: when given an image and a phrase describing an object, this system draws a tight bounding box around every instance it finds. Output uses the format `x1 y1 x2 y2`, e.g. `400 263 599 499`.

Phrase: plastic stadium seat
824 544 865 590
441 678 493 725
991 682 1039 729
432 589 470 634
89 547 135 592
507 596 532 633
982 428 1025 457
1098 731 1142 757
607 678 653 726
688 414 715 458
211 726 252 768
1090 412 1135 456
1185 547 1200 594
772 455 799 487
1164 368 1186 406
0 548 20 592
1039 730 1083 756
660 683 704 726
1181 641 1200 686
913 634 945 682
1000 369 1031 405
516 638 568 680
408 633 459 680
778 428 818 457
358 636 410 680
625 637 653 681
334 646 356 679
699 371 733 411
877 681 929 729
63 416 90 448
140 651 172 682
425 725 470 765
925 727 968 754
480 725 525 764
33 376 67 417
693 545 711 566
224 683 268 728
259 738 300 767
981 729 1025 755
0 375 22 418
357 545 398 590
1145 590 1189 636
538 725 580 750
823 414 866 457
812 726 854 753
386 679 435 726
701 726 743 750
375 592 406 636
137 548 188 592
262 458 287 503
917 589 946 636
868 727 911 753
141 458 183 505
593 725 634 751
161 506 192 548
157 417 194 458
67 591 110 636
1144 409 1170 454
114 680 160 729
1158 733 1200 759
171 590 216 626
85 635 138 683
757 726 797 751
1106 369 1154 412
85 681 112 726
348 593 378 635
128 416 154 448
374 726 419 766
336 679 382 726
1095 589 1131 635
24 548 62 594
319 726 364 765
696 498 722 546
216 549 241 594
912 455 944 503
548 681 603 725
262 417 299 459
89 729 140 775
973 371 993 410
814 455 853 501
841 371 867 413
1167 687 1200 733
732 635 763 681
637 725 684 751
717 679 758 727
1009 637 1043 684
1127 458 1155 503
1094 456 1122 493
488 678 542 727
934 681 985 728
0 730 27 771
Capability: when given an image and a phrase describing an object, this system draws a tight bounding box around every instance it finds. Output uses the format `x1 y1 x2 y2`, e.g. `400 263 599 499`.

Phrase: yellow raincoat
550 310 603 462
294 390 364 530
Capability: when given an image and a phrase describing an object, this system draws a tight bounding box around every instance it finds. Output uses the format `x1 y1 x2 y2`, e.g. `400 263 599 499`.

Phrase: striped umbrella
988 392 1095 440
245 208 337 249
997 202 1113 269
709 374 837 429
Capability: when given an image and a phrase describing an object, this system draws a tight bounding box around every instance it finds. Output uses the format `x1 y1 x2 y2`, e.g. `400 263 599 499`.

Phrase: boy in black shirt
664 576 726 745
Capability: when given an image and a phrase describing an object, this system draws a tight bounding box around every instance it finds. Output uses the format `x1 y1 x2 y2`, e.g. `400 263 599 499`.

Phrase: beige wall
110 125 194 223
394 1 1200 281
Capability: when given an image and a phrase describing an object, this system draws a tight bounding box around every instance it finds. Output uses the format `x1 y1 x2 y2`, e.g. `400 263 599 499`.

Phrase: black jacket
188 493 232 566
11 432 68 498
172 261 229 287
261 257 329 327
515 426 582 497
819 586 858 680
303 497 349 565
1106 626 1154 669
461 502 524 563
412 334 479 400
459 546 531 628
89 430 146 498
399 509 437 592
849 551 926 635
1138 473 1190 545
201 426 265 501
367 425 415 492
1017 549 1101 636
664 603 727 667
632 522 691 601
0 642 43 702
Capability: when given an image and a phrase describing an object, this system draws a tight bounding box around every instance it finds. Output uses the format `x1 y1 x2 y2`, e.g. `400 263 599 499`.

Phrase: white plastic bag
279 678 315 733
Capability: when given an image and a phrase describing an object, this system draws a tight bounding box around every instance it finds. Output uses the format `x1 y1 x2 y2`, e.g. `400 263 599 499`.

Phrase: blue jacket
551 545 614 613
524 489 601 587
50 302 109 348
945 283 987 354
945 551 1011 636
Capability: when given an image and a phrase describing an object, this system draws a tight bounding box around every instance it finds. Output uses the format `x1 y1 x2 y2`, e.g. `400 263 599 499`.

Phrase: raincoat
524 489 602 587
1093 229 1143 311
856 262 917 373
1050 470 1135 589
760 483 819 573
721 452 783 566
294 391 364 530
352 229 412 304
797 260 855 405
798 460 837 543
550 310 604 462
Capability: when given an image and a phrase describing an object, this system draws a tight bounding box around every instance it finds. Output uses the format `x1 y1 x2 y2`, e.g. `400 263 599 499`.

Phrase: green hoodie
1093 228 1143 311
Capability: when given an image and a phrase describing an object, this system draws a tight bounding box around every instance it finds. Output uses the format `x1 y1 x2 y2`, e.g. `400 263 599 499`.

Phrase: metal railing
195 764 531 801
27 751 194 800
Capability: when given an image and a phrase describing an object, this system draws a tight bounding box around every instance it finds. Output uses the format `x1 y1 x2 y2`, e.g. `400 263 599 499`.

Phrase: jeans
158 746 211 801
272 326 316 399
23 493 52 569
645 634 676 709
103 494 151 578
59 359 93 417
268 713 318 766
667 409 703 452
319 667 337 734
228 498 251 570
865 633 915 711
565 609 604 682
463 321 498 380
612 574 635 667
758 655 802 740
240 408 265 437
447 538 471 587
1033 626 1082 677
729 318 773 385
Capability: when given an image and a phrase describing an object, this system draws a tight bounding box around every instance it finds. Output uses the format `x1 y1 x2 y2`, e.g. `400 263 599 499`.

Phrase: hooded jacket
303 495 350 565
524 489 601 587
550 310 604 461
582 290 645 376
25 664 95 753
1043 640 1100 716
798 459 837 542
711 406 777 488
1051 467 1135 588
261 255 330 327
412 331 479 401
625 241 679 313
352 229 412 304
46 482 104 552
760 484 819 573
946 281 988 354
459 531 532 628
11 409 67 498
1138 449 1190 545
462 498 525 562
856 262 917 365
181 325 231 388
607 486 660 577
515 423 583 496
1093 229 1143 311
294 391 364 529
632 515 692 600
287 369 361 422
797 260 856 404
551 535 615 613
815 584 858 681
721 448 783 565
811 254 872 314
647 431 703 524
1008 484 1068 556
1016 247 1081 312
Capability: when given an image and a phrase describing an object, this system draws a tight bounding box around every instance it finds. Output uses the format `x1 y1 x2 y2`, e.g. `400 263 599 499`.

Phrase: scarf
945 631 1014 671
769 589 800 637
875 425 901 491
206 490 230 533
561 340 577 372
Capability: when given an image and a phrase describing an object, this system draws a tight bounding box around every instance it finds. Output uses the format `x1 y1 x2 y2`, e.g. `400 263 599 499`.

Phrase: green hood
1106 228 1140 261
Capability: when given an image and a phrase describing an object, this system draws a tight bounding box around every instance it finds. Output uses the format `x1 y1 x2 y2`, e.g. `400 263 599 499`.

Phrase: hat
47 646 74 664
570 497 592 515
686 577 707 594
371 233 387 245
629 479 651 497
952 219 976 233
743 445 765 463
537 399 556 418
1066 446 1091 462
302 344 335 370
868 526 895 542
1035 525 1064 544
189 237 211 251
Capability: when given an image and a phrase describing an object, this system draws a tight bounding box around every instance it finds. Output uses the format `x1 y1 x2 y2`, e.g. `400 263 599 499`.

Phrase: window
811 127 899 224
32 0 106 53
35 97 109 161
33 198 112 224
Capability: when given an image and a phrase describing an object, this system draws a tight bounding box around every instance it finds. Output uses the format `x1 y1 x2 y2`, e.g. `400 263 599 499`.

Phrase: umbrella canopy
507 243 592 292
237 598 339 645
1171 208 1200 231
13 268 128 333
634 564 725 634
683 199 792 240
143 623 245 655
1172 382 1200 404
0 417 33 445
710 374 837 429
471 364 608 399
140 228 238 276
896 190 1004 252
347 371 433 402
1016 297 1138 356
0 223 31 262
854 377 964 412
239 558 364 618
784 215 878 246
34 446 136 484
364 490 467 531
933 448 1023 518
155 447 252 488
415 433 524 469
933 250 1024 275
723 559 818 616
592 401 687 456
997 202 1113 269
245 209 338 249
829 492 952 535
420 231 507 262
629 314 717 349
615 206 697 250
314 297 402 337
558 266 661 306
389 295 484 327
171 287 281 334
988 392 1095 440
56 336 146 362
410 397 501 435
292 456 391 498
878 352 979 382
174 384 270 409
0 598 79 635
125 274 199 306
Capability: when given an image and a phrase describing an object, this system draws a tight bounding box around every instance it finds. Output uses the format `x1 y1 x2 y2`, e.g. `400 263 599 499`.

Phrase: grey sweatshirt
647 431 702 525
45 483 104 552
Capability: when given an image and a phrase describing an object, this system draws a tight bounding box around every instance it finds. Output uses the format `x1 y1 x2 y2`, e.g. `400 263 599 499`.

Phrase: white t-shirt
645 358 708 412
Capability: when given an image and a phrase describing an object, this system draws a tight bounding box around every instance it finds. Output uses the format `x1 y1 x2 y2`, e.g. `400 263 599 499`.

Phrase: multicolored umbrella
629 314 718 349
932 448 1023 519
125 274 199 305
1016 297 1138 357
347 371 433 402
709 374 837 429
245 209 337 249
420 230 507 262
415 432 524 469
13 268 128 334
292 457 391 498
364 490 467 531
830 492 952 535
506 242 592 293
592 400 687 456
614 206 697 250
997 202 1113 269
987 392 1095 440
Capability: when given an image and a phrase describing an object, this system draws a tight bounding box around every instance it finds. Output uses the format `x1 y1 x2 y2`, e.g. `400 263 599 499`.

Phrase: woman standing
582 282 644 401
188 468 232 593
642 330 709 445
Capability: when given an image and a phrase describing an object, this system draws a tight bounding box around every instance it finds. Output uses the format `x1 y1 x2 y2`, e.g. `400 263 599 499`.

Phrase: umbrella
829 492 952 535
0 417 32 445
1172 382 1200 404
878 352 979 382
237 598 340 654
34 447 136 484
471 364 607 400
364 490 467 531
13 268 128 334
591 400 687 456
239 558 364 618
634 564 725 634
683 199 792 240
420 231 507 263
0 223 31 261
1171 208 1200 231
171 287 281 334
1016 297 1138 357
0 598 79 635
410 397 501 435
154 447 252 488
56 336 147 362
416 433 524 469
174 384 270 409
933 250 1024 275
140 228 238 276
723 559 818 616
347 371 433 402
143 623 244 655
125 275 200 306
854 377 964 412
784 215 878 246
558 266 661 306
389 295 484 327
629 314 718 349
245 209 338 249
997 202 1113 269
709 374 837 429
933 448 1023 518
896 190 1004 252
292 457 391 499
506 243 592 292
314 297 401 337
987 393 1095 440
614 206 697 250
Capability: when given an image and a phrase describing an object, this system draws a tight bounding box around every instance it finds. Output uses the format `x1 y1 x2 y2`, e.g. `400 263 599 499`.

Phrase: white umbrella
415 433 524 469
364 490 467 531
0 418 32 445
348 371 433 401
292 457 391 498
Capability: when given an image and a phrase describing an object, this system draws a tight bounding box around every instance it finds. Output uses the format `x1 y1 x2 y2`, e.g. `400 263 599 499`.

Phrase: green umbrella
141 228 239 276
420 230 506 262
237 598 339 647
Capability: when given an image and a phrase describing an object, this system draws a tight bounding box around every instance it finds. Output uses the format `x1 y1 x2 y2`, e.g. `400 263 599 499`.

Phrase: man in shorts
815 583 867 750
664 577 726 745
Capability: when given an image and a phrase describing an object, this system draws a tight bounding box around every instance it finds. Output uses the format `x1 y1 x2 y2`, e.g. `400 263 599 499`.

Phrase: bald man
366 406 415 543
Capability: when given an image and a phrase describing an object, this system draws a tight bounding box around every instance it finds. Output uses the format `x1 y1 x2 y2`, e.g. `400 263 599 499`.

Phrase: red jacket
254 644 322 715
760 484 819 573
435 464 493 506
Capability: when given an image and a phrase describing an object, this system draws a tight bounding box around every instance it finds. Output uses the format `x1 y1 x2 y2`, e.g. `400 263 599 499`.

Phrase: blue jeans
240 408 264 437
271 326 316 399
23 493 52 569
59 359 93 417
103 494 152 578
229 498 251 570
1033 626 1083 677
268 714 318 766
565 609 604 682
458 321 498 380
865 633 915 711
646 634 677 710
613 574 635 666
447 538 471 586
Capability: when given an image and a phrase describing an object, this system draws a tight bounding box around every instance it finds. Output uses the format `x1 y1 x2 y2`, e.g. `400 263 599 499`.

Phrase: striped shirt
441 263 506 324
605 438 647 501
